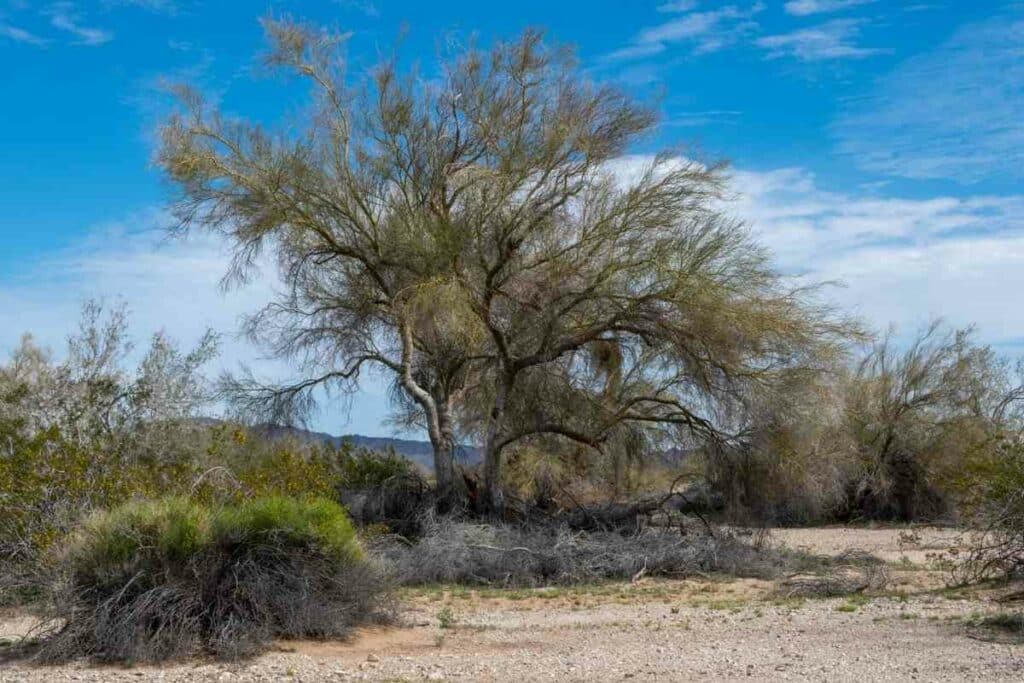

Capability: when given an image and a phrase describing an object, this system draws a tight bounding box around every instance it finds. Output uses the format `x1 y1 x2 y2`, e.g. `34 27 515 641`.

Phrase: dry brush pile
371 513 798 588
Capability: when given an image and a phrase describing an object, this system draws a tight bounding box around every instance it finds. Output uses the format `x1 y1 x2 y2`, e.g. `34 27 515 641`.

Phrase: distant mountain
251 423 481 470
201 419 688 471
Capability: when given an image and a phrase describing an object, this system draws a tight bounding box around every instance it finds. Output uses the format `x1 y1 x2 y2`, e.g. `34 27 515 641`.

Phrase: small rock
366 654 380 663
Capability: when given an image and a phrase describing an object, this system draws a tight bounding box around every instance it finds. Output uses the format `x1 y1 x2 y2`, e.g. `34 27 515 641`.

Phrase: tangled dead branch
369 513 796 588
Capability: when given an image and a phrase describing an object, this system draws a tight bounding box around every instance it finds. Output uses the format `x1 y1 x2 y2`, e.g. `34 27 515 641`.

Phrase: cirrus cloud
47 3 113 46
603 2 765 62
833 8 1024 183
784 0 878 16
757 19 888 61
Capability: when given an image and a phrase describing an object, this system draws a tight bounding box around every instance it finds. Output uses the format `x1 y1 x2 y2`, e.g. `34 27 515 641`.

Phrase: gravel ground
768 525 965 564
1 527 1020 682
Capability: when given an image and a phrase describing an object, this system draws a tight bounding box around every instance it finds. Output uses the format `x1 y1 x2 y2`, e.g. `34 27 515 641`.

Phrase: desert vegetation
2 16 1024 679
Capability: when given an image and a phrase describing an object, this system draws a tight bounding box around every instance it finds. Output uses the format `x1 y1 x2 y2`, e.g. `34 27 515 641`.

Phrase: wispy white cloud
0 21 46 45
2 0 176 48
0 211 259 357
656 1 698 12
103 0 179 12
604 2 764 62
601 42 666 63
833 8 1024 183
757 19 887 61
333 0 380 18
664 110 742 127
730 166 1024 344
47 3 113 46
610 154 1024 346
784 0 877 16
604 1 881 66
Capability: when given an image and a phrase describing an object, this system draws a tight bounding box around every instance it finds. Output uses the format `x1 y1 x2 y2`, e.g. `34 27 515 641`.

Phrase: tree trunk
432 408 466 512
481 377 510 516
431 434 456 504
396 318 466 511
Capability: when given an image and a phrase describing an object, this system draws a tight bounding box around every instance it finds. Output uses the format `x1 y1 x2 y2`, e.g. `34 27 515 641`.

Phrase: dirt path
2 527 1021 682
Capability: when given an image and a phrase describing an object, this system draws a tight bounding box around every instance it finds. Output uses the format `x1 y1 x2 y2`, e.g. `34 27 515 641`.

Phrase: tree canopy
159 18 857 511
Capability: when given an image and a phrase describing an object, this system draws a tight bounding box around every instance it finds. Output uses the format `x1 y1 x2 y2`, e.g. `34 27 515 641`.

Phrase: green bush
211 496 362 560
37 496 390 663
65 498 209 578
956 438 1024 582
216 426 342 501
333 444 416 489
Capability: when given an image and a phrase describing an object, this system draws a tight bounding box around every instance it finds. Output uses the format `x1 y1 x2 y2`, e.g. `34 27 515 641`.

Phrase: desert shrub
711 322 1023 525
705 370 857 525
229 438 341 501
332 445 416 489
839 323 1014 522
35 496 389 663
707 441 854 526
0 419 305 595
331 445 430 536
370 514 793 587
967 612 1024 643
773 553 889 598
0 428 204 604
502 444 587 508
0 416 374 605
0 303 222 603
0 302 217 460
955 437 1024 583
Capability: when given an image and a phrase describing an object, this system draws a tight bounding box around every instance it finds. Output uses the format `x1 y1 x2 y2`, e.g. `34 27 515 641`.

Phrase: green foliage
436 606 456 629
65 498 209 580
711 321 1023 525
332 444 416 489
0 417 398 602
959 437 1024 513
211 496 361 561
236 447 339 498
0 428 199 569
158 19 864 514
218 427 341 500
68 496 359 577
840 322 1015 521
956 437 1024 581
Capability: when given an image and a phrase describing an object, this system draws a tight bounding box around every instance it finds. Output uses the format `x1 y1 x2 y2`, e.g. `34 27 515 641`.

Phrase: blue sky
2 0 1023 436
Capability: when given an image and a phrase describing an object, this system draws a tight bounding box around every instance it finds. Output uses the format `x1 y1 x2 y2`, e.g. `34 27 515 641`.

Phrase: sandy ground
2 526 1022 682
769 525 966 564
